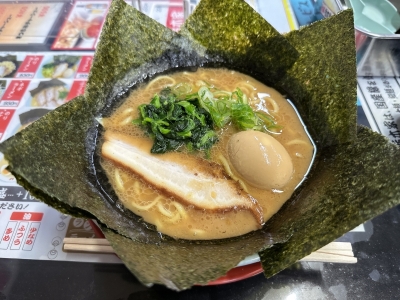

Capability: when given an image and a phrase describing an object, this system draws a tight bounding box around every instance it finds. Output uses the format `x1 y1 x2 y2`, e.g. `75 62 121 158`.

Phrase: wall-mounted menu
0 2 64 45
52 1 110 50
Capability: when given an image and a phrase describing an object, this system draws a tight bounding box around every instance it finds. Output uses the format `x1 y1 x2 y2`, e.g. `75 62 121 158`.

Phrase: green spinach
134 84 279 155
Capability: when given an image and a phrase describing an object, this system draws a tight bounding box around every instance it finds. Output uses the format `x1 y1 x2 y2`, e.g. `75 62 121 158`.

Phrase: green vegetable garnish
135 87 217 155
197 85 278 132
58 89 68 100
135 83 278 155
42 63 55 78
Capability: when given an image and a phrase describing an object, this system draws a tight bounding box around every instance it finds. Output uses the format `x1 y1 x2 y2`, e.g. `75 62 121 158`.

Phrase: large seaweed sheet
259 126 400 277
0 0 399 291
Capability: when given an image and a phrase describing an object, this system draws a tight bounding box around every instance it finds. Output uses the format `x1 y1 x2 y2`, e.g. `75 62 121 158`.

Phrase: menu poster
358 76 400 147
0 54 24 79
52 1 110 50
136 0 184 32
0 2 65 45
0 52 92 143
0 191 121 263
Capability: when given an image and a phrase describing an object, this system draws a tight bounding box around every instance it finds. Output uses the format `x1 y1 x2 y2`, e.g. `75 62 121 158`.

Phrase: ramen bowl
1 0 400 291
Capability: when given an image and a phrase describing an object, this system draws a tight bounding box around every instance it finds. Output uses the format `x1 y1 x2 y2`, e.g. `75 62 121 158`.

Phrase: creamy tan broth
100 68 314 240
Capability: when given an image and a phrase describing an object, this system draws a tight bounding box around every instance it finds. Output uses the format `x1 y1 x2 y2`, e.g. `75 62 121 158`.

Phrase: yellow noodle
163 211 181 223
286 139 310 146
157 202 175 218
122 107 134 115
129 196 160 210
145 76 176 91
218 155 249 193
195 80 207 87
200 73 211 81
114 169 125 191
133 180 141 194
172 201 187 220
119 115 134 126
159 201 188 223
265 97 279 113
237 81 257 91
250 92 259 101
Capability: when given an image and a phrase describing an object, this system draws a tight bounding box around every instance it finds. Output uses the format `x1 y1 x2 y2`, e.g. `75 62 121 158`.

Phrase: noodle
218 155 249 193
119 115 134 126
122 107 134 115
157 202 175 218
114 169 125 191
171 202 187 220
265 97 279 114
237 81 257 95
195 80 207 87
133 181 141 194
145 75 176 91
155 201 187 223
129 196 160 210
286 139 311 146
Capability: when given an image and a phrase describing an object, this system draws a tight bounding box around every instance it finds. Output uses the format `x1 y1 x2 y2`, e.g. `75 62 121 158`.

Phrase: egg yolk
227 131 293 190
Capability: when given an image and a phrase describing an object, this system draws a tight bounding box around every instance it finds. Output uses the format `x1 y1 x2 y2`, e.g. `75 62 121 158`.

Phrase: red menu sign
166 6 184 32
0 109 15 140
15 56 44 79
66 81 87 101
75 56 93 79
10 212 44 221
0 80 29 107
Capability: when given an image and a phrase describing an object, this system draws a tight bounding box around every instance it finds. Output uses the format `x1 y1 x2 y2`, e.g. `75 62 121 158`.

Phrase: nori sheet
278 11 358 147
179 0 298 84
0 0 399 291
259 126 400 277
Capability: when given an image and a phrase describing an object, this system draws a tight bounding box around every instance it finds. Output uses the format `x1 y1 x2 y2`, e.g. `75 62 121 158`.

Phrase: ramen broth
101 68 314 240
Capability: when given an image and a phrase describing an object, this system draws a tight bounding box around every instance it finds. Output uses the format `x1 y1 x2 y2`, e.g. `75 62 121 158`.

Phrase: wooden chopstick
63 238 357 264
63 237 114 254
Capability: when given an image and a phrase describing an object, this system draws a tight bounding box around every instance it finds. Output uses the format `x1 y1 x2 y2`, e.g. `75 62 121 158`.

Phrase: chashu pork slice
101 131 264 226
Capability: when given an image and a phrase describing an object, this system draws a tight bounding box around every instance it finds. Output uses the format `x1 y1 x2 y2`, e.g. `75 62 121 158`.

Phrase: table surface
1 106 400 300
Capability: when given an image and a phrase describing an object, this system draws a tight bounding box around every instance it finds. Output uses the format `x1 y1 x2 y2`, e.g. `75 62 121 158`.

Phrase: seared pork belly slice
101 131 263 226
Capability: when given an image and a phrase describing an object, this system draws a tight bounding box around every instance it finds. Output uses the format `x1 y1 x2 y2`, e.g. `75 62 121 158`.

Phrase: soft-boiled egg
227 130 293 190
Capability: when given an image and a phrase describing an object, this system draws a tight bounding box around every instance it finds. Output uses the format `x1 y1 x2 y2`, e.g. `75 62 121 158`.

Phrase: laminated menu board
0 188 121 263
0 2 65 45
357 77 400 147
138 0 185 32
52 1 110 50
0 50 121 263
0 52 92 140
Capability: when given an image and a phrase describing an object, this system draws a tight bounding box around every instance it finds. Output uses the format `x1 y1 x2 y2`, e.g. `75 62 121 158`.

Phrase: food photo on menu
52 1 109 50
1 0 400 293
38 55 81 79
28 79 70 108
0 55 21 78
